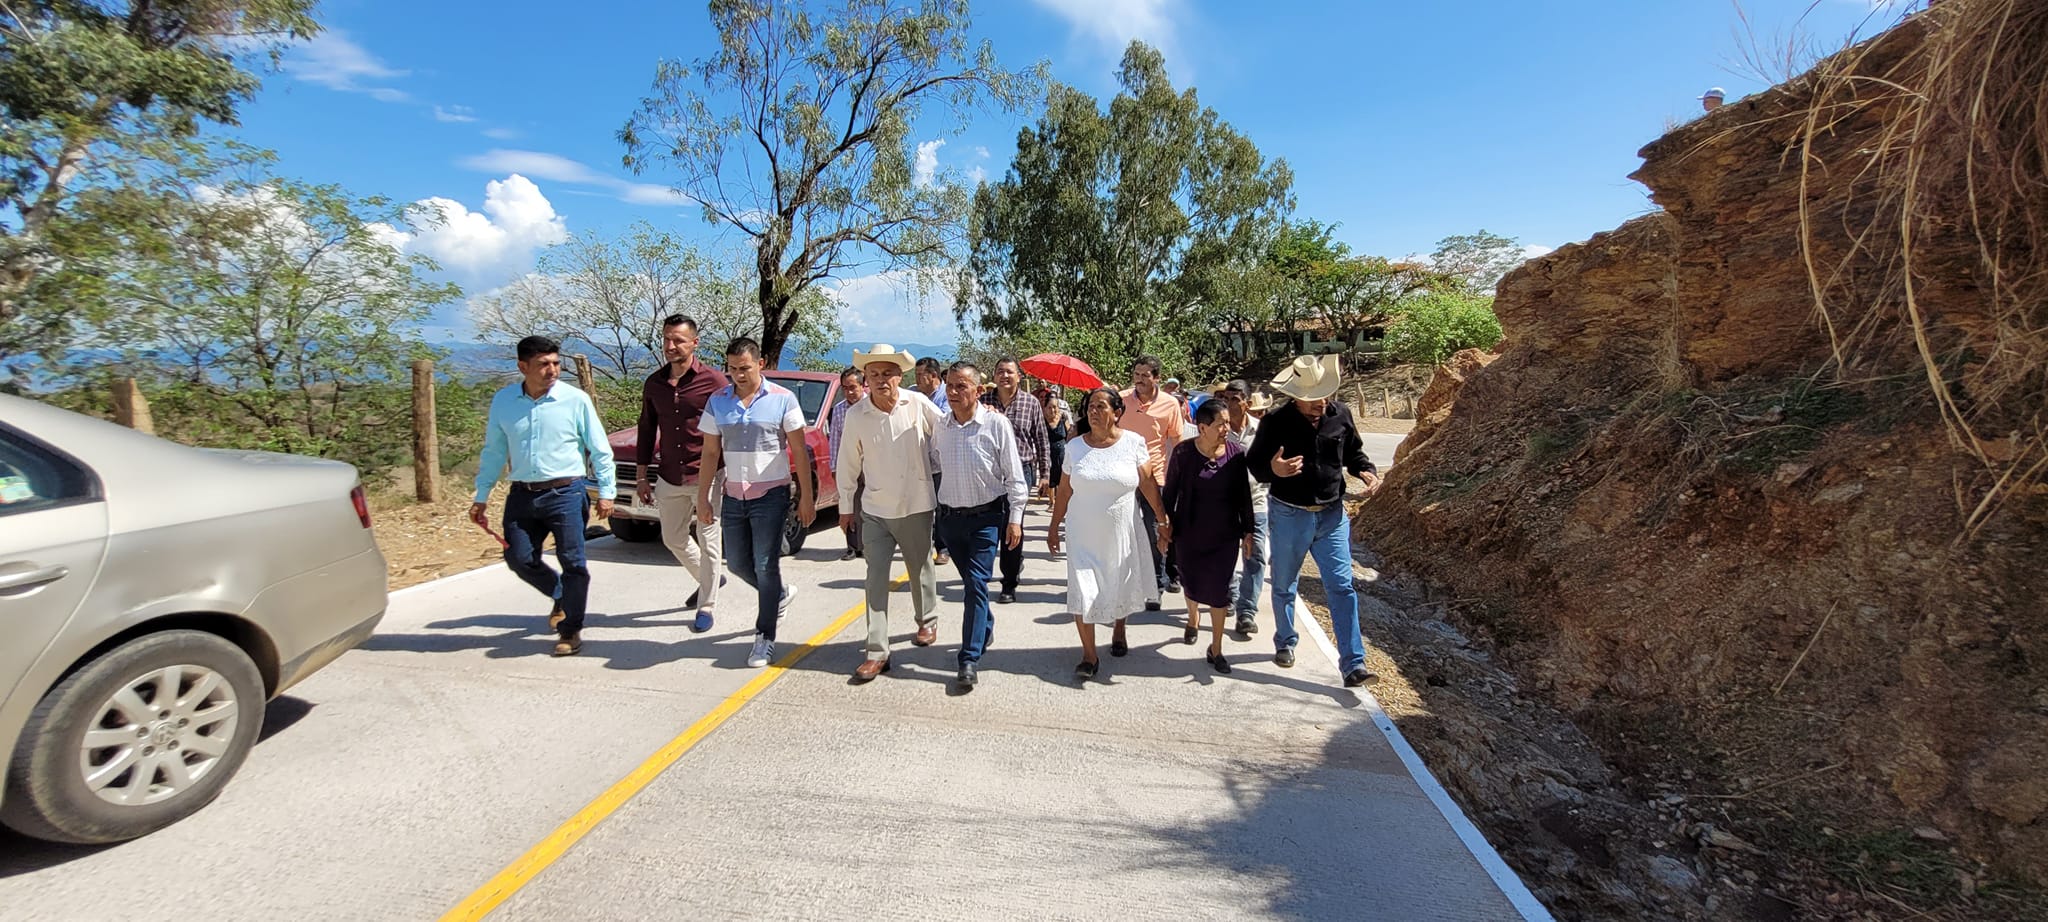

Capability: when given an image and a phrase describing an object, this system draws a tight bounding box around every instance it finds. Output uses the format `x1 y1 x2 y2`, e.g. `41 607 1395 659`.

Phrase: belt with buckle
938 497 1004 517
1272 497 1329 513
513 477 578 491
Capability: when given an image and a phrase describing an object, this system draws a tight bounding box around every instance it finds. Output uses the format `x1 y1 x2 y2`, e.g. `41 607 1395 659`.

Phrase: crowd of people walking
470 315 1385 692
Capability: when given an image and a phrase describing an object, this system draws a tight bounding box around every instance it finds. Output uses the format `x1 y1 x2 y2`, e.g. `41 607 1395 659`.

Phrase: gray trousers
861 510 939 659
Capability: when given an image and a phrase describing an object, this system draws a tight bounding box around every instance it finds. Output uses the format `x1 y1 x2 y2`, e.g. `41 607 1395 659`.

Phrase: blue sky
238 0 1915 346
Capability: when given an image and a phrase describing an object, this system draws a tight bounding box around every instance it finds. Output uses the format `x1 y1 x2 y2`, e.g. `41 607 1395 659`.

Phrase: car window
0 429 97 517
773 378 831 427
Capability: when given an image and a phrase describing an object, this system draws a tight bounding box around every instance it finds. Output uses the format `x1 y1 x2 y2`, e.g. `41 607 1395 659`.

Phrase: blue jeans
503 480 591 636
1268 499 1367 674
722 485 790 642
1233 505 1268 620
1138 490 1177 592
937 501 1003 666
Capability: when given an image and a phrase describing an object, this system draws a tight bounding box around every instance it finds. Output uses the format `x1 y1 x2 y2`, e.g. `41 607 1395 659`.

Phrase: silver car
0 394 387 843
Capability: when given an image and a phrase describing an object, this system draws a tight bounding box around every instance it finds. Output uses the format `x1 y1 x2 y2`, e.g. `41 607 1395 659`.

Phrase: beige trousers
653 477 722 610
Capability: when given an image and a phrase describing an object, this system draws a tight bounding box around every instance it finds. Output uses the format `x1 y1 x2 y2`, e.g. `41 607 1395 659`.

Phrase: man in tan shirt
1120 354 1187 605
837 344 944 682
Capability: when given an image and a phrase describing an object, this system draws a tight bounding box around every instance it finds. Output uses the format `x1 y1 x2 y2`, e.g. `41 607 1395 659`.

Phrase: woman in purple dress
1163 399 1255 673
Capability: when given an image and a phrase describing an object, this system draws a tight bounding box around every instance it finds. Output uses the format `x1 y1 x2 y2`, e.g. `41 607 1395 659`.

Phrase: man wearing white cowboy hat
1699 86 1725 112
837 344 945 682
1245 354 1384 687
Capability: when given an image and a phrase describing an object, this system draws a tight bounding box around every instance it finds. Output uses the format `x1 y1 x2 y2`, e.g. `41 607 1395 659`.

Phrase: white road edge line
1295 567 1556 922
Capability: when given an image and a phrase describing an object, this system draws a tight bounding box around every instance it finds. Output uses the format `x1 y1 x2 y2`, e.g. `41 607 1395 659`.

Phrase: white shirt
836 390 943 519
933 403 1027 526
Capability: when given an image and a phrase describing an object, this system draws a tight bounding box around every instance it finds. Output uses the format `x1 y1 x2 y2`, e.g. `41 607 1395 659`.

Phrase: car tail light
350 485 372 528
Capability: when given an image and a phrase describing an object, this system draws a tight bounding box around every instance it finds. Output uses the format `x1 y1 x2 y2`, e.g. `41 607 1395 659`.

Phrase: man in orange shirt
1120 354 1187 608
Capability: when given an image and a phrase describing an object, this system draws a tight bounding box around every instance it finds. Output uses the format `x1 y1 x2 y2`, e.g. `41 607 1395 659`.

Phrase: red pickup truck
602 369 841 556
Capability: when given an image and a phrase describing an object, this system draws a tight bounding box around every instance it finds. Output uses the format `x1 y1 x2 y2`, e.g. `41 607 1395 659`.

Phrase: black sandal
1206 649 1232 674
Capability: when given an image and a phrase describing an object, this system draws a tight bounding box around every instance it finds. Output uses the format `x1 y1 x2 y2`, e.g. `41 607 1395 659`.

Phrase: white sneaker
747 635 773 668
778 585 798 617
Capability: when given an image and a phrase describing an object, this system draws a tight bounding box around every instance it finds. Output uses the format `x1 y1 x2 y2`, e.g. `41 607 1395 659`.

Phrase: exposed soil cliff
1361 3 2048 910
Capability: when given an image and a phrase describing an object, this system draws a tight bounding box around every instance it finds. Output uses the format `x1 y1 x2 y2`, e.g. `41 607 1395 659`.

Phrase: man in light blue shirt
469 335 617 656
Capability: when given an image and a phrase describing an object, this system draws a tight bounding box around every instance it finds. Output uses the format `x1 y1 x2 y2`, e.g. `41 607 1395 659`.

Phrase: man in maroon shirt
636 313 731 632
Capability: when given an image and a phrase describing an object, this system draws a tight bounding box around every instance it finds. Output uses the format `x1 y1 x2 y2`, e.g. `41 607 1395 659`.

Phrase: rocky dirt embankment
1359 4 2048 917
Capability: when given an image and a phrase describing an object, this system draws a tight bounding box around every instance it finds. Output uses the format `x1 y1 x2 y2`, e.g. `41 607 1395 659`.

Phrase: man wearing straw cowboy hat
836 344 944 682
1246 355 1384 687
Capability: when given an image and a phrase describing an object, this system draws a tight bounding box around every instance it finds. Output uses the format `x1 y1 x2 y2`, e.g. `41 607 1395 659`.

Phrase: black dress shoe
1165 580 1181 594
684 576 727 610
1075 659 1099 680
1343 667 1379 688
1144 600 1161 611
1183 622 1198 644
1235 616 1257 636
1275 645 1297 668
1110 636 1129 657
957 662 979 689
1206 649 1232 674
997 590 1016 604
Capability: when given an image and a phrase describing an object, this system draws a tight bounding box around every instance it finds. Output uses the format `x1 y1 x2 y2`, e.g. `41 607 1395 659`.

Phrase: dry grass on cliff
1795 0 2048 537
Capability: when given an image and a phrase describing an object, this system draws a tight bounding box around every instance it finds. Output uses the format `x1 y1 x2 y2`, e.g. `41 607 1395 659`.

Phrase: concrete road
0 496 1536 922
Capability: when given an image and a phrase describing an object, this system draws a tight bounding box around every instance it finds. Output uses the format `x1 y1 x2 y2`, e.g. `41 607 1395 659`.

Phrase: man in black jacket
1246 355 1383 687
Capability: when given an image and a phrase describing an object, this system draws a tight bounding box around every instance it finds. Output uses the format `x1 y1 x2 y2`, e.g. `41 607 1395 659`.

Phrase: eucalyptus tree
620 0 1041 366
959 41 1292 382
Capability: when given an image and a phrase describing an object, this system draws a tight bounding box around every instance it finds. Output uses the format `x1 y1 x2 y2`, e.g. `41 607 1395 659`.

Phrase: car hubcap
79 664 239 806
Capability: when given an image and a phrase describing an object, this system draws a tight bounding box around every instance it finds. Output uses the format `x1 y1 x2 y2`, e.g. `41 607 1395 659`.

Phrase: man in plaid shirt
827 366 866 560
982 356 1050 604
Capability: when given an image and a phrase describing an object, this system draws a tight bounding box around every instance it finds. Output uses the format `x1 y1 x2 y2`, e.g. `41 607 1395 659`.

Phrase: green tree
470 225 842 382
86 175 459 459
619 0 1041 367
1 0 319 370
959 41 1292 383
1430 229 1527 296
1382 290 1504 366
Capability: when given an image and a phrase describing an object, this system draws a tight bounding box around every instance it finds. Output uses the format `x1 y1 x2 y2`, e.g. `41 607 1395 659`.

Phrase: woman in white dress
1047 387 1171 680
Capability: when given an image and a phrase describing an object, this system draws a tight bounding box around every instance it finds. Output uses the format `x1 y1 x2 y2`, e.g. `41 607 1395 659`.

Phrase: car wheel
610 517 660 543
1 630 266 844
780 506 809 557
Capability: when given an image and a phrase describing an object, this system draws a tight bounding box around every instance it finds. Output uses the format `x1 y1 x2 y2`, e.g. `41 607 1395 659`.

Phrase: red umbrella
1019 353 1103 391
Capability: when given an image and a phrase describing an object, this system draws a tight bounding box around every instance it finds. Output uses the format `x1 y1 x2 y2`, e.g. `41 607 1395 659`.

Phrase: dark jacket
1245 400 1376 508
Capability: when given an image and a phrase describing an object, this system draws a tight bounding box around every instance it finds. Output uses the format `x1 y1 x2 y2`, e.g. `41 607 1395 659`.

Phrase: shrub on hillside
1383 292 1504 366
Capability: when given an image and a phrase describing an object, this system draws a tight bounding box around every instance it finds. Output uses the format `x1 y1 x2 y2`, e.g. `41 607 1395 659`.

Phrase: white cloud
434 105 479 123
458 149 694 209
460 150 604 184
375 175 568 280
824 270 966 346
974 146 991 159
1032 0 1186 68
288 31 409 100
482 126 521 140
1521 244 1555 260
968 165 988 186
914 139 947 188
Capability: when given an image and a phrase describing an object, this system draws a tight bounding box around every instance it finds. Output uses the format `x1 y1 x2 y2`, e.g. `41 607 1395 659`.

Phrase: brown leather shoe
547 605 565 633
912 624 937 646
552 632 582 656
853 658 890 682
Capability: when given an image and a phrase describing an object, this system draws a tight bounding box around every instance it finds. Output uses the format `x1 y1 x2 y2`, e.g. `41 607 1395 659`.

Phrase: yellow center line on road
440 572 908 921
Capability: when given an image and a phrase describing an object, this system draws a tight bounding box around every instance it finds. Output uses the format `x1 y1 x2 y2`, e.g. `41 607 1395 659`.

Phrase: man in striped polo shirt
696 337 816 668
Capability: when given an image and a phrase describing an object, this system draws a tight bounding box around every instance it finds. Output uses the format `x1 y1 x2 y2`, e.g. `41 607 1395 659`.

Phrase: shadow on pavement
0 695 324 878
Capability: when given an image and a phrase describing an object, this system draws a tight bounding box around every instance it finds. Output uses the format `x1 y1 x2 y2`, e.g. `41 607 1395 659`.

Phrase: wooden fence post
412 359 440 503
573 354 597 408
111 377 154 434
